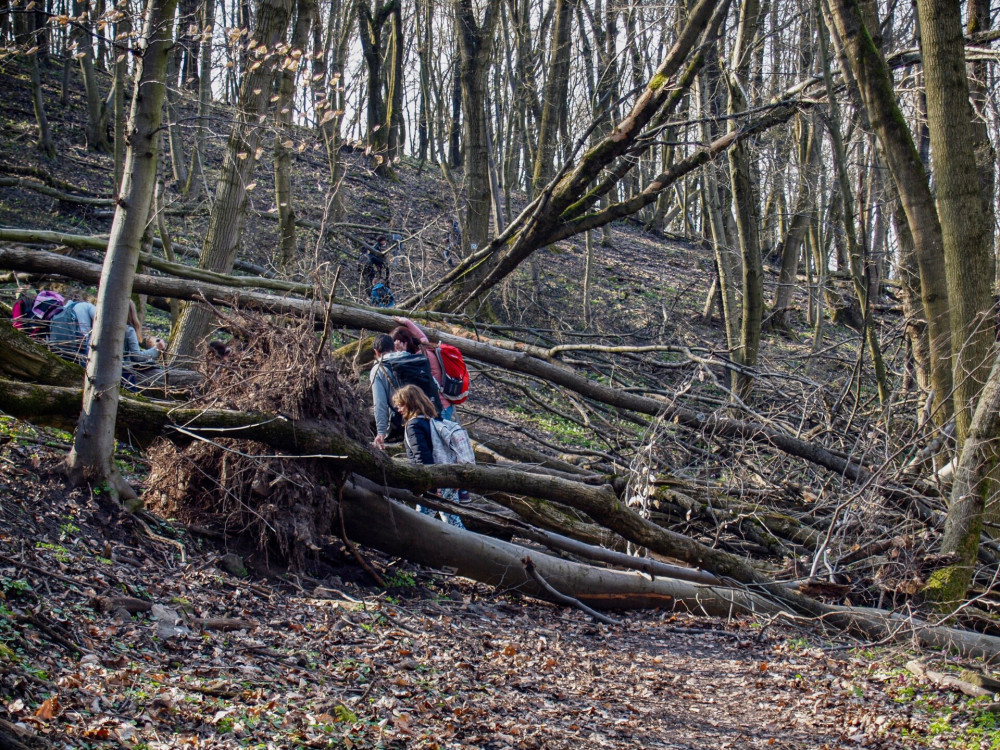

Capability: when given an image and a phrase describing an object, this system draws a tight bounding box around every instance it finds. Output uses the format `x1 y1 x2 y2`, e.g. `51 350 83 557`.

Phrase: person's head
390 326 421 354
376 236 388 249
373 333 395 359
392 384 438 420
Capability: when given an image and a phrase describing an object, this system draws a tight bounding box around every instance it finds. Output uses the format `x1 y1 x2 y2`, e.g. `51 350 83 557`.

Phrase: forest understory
4 0 1000 743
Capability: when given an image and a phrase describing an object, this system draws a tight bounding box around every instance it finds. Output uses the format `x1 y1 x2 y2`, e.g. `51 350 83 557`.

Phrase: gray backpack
48 302 84 356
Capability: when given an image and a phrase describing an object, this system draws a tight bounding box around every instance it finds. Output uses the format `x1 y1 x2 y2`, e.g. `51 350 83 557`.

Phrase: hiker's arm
394 316 429 344
124 326 161 364
75 303 95 339
371 369 391 440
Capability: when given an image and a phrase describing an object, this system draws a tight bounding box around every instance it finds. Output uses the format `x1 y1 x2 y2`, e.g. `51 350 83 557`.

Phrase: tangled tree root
146 309 369 568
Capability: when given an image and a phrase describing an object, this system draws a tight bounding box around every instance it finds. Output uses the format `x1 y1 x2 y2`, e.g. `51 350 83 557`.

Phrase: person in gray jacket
370 333 407 449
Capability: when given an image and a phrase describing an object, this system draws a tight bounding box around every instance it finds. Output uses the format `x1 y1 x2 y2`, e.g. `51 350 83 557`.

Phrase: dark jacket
403 417 435 465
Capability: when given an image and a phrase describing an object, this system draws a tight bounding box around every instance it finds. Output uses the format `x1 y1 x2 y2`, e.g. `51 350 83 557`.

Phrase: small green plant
35 542 71 563
384 571 417 589
216 716 235 734
58 521 80 541
0 577 32 596
333 704 358 723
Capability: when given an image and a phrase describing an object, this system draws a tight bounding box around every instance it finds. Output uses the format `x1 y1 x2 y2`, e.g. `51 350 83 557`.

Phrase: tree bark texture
915 0 996 447
454 0 501 253
65 0 179 500
531 0 576 193
274 0 315 270
825 0 953 427
169 0 294 359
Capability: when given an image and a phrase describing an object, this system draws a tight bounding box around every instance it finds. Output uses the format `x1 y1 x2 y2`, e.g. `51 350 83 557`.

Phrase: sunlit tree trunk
825 0 953 427
531 0 576 192
916 0 996 606
65 0 179 502
71 0 110 152
728 0 763 399
183 0 215 199
454 0 501 253
275 0 315 270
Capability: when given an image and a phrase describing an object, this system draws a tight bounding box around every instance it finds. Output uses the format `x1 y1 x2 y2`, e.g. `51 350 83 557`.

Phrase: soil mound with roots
146 310 369 568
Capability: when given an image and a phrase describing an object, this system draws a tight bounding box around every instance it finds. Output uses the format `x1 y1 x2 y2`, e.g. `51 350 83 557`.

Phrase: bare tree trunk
817 7 889 402
65 0 179 502
357 0 396 173
71 0 110 152
966 0 996 287
27 12 54 158
385 1 404 163
531 0 576 192
111 11 131 193
727 0 762 398
163 35 189 187
916 0 996 605
314 0 353 220
454 0 501 253
825 0 953 427
274 0 315 271
169 0 294 358
183 0 215 199
925 348 1000 609
771 113 818 327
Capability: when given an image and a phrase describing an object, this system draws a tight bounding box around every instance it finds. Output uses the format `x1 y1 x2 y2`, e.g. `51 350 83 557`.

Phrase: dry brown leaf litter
2 439 999 749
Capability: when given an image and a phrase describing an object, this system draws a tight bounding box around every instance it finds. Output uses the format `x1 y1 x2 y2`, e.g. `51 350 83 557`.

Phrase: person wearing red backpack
391 316 469 421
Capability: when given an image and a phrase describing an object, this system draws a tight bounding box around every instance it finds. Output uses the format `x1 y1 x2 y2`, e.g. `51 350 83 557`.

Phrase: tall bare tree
274 0 315 270
916 0 996 606
66 0 178 502
169 0 295 357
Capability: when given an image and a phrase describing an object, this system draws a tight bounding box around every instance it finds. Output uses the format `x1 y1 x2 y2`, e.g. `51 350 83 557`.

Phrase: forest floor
3 56 1000 749
3 434 1000 750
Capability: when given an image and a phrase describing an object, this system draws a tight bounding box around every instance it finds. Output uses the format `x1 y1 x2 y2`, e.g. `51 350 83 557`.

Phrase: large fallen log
3 377 1000 658
0 227 269 277
0 246 922 497
341 481 766 614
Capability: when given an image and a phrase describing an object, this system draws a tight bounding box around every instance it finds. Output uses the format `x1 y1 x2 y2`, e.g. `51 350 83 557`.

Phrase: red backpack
432 343 470 404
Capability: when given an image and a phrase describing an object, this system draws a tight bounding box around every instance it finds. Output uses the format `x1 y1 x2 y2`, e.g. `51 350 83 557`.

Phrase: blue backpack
370 283 395 308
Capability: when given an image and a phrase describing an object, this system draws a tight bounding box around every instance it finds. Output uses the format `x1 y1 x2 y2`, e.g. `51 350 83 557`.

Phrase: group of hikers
12 289 167 384
369 316 474 526
11 287 476 526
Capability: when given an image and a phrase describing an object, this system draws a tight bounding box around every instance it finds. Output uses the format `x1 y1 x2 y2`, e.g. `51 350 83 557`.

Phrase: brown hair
392 384 438 420
390 326 422 354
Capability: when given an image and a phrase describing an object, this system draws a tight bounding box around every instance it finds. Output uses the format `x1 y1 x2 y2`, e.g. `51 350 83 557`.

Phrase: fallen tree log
0 246 921 498
0 378 771 585
342 480 1000 660
0 177 114 207
0 228 269 277
340 480 772 614
3 377 1000 658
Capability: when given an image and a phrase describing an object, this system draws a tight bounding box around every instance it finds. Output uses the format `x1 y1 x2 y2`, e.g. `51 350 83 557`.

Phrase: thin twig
521 556 620 626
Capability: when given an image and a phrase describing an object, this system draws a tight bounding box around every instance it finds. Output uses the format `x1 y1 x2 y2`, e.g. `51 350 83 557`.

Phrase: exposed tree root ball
146 310 368 568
